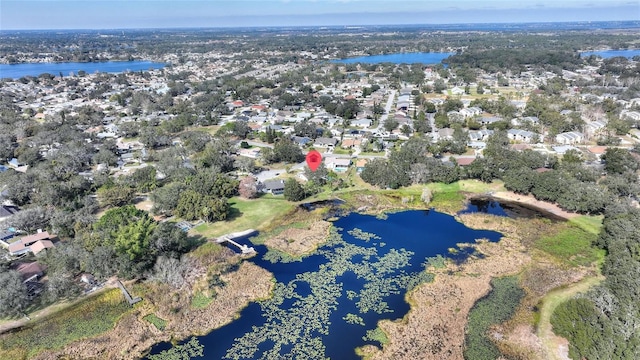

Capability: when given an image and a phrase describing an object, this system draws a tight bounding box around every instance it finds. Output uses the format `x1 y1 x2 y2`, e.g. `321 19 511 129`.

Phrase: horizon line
2 19 640 32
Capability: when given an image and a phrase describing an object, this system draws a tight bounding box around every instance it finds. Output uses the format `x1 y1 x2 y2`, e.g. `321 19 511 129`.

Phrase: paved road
376 89 396 132
245 140 273 149
255 168 285 182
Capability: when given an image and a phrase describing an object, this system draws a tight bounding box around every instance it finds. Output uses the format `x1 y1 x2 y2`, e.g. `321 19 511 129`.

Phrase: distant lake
0 60 166 79
334 52 455 64
147 208 502 359
580 49 640 59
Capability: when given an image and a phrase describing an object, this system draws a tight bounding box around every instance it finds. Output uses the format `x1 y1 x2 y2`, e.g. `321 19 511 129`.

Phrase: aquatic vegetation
363 327 389 346
224 226 437 359
424 254 448 269
343 313 365 326
347 228 381 241
147 337 204 360
262 248 303 263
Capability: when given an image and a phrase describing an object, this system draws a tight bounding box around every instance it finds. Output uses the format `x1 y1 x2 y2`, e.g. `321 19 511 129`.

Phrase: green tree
0 271 28 318
283 178 306 202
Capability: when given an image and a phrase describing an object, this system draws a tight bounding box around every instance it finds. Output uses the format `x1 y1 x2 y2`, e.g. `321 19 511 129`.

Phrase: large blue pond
0 60 166 79
147 208 502 359
580 49 640 59
333 52 454 64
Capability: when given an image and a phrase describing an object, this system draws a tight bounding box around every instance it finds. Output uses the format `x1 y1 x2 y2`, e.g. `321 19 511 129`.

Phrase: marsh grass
0 289 132 359
464 276 525 360
535 225 605 268
144 313 168 331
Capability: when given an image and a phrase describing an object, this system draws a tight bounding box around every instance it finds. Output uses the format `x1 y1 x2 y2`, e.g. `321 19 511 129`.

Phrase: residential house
479 116 503 126
0 205 19 222
341 138 362 149
555 131 583 145
352 118 373 128
262 179 285 195
0 228 16 244
469 130 494 142
314 137 339 148
7 231 56 256
553 145 579 155
507 129 541 143
585 120 607 138
12 262 44 283
455 157 476 166
459 106 482 118
326 158 351 172
292 136 312 147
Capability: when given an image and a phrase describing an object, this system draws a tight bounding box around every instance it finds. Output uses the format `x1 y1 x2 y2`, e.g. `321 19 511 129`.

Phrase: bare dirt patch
264 220 332 256
490 191 579 220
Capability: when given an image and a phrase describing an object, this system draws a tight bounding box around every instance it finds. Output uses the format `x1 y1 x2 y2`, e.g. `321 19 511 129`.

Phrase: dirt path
537 275 604 360
490 191 580 220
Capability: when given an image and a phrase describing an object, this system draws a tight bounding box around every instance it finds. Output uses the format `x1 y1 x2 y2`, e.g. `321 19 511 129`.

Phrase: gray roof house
507 129 541 143
314 137 339 148
262 179 285 195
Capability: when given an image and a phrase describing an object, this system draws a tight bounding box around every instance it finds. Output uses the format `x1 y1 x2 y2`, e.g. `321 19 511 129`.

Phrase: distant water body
334 52 455 64
0 60 166 79
580 49 640 59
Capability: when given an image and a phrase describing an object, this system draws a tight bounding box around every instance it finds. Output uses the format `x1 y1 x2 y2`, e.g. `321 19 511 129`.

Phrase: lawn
191 195 295 238
0 289 132 359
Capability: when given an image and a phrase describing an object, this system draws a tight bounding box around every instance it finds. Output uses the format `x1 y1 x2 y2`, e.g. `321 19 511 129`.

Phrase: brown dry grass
363 213 596 360
264 220 332 257
32 261 273 360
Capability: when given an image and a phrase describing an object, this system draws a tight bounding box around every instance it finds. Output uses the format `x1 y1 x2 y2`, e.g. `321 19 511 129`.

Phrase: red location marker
306 150 322 172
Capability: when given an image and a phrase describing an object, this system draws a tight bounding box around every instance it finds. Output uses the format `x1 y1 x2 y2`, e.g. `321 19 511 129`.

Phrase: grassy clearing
143 313 167 331
568 215 603 235
537 276 604 360
190 292 214 309
464 276 525 360
534 225 605 268
191 196 294 238
0 289 131 359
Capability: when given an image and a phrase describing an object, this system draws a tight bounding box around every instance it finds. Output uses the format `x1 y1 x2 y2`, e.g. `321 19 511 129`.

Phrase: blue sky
1 0 638 30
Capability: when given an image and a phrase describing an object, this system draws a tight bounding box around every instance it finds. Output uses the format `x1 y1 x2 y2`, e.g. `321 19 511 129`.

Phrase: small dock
215 229 257 254
117 280 142 306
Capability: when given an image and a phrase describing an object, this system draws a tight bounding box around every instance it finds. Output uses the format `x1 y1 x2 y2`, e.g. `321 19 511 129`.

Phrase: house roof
13 262 44 282
0 205 19 218
20 231 54 246
341 139 361 148
328 158 351 166
356 159 368 167
31 240 55 255
314 137 338 146
263 179 285 190
455 157 476 166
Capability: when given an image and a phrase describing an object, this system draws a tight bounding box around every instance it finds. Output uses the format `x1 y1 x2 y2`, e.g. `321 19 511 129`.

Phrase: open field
192 195 295 238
